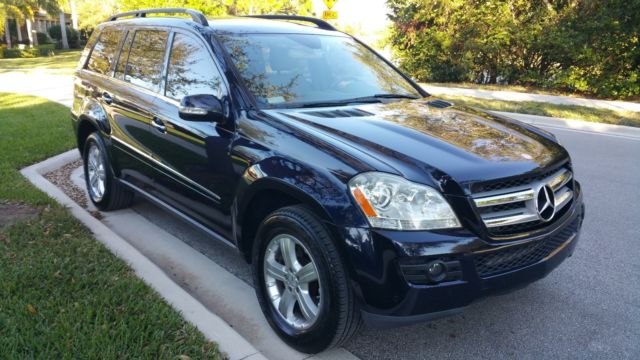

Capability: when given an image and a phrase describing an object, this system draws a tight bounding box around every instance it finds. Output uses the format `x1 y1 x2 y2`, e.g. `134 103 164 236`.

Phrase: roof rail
243 15 337 31
108 8 209 27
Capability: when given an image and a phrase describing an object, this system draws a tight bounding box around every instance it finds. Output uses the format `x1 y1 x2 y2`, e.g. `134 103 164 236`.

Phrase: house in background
2 9 72 48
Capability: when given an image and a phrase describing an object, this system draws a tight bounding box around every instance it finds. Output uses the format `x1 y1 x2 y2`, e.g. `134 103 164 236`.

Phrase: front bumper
334 185 585 328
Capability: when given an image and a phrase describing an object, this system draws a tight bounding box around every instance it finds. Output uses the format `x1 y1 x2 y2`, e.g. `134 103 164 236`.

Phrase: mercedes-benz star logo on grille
536 185 556 221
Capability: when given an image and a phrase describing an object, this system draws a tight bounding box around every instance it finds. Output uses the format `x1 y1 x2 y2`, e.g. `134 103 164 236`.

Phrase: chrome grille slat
472 168 574 235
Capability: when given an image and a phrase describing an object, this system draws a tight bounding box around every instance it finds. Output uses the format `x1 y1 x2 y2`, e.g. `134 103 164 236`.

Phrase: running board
118 178 237 249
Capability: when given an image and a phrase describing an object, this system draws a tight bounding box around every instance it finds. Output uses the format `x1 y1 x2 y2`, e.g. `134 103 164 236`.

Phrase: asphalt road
130 124 640 359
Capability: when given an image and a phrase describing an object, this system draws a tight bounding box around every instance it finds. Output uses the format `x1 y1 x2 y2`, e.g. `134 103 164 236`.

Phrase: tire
82 132 133 211
252 205 361 353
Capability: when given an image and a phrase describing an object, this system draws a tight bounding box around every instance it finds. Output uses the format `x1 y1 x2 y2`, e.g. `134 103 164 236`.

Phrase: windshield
216 33 422 108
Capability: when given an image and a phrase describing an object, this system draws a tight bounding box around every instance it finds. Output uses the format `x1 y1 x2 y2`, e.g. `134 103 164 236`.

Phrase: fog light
426 260 447 282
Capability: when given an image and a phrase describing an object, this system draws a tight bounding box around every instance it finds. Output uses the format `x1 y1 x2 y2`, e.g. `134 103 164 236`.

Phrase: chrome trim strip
474 189 535 207
483 212 539 227
111 136 221 201
119 178 236 249
554 188 573 210
548 169 572 191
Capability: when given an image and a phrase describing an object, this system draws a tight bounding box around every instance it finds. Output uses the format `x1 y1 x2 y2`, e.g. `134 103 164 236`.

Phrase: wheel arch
232 152 370 261
235 177 336 262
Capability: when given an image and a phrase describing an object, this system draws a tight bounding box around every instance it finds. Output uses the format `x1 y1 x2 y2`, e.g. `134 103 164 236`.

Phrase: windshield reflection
217 34 421 108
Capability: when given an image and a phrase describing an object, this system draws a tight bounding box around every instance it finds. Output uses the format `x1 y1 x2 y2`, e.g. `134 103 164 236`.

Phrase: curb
21 150 268 360
491 111 640 141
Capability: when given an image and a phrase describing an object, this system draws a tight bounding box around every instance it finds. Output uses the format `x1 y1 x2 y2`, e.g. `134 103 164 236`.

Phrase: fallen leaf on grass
53 270 61 278
27 304 37 314
177 355 191 360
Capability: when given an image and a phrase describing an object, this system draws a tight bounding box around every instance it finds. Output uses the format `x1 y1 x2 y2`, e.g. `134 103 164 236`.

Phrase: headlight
348 172 461 230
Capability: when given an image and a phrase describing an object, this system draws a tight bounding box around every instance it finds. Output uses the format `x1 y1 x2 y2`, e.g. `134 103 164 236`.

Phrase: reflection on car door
109 28 169 191
146 31 236 239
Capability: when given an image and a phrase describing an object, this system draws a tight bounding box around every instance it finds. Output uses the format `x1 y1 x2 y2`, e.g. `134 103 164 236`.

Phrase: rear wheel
83 132 133 210
252 205 361 353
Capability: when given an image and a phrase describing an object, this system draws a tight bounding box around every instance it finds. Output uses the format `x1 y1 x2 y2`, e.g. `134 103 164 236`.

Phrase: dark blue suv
72 8 585 353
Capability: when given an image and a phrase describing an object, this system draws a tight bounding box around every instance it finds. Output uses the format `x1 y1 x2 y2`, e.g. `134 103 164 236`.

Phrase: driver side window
165 33 225 101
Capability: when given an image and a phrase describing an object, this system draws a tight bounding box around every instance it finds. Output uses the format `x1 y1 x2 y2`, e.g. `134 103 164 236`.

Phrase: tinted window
86 29 123 75
217 34 420 108
114 31 133 80
124 30 168 91
165 34 224 100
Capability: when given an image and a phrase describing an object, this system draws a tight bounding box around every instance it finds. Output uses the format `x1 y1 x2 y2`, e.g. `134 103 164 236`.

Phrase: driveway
8 72 640 359
0 72 73 107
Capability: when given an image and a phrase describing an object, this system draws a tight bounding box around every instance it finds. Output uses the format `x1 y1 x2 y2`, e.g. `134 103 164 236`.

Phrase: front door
146 30 236 238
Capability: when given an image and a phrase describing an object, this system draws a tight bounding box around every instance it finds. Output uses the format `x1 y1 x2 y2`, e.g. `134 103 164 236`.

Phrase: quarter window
114 31 133 80
86 29 123 75
165 34 224 100
124 30 168 92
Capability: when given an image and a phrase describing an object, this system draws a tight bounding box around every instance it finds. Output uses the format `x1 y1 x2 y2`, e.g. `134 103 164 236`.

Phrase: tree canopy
387 0 640 98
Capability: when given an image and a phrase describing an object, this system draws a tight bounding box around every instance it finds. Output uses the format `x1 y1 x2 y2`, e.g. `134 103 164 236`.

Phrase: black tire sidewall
83 133 114 210
252 210 343 353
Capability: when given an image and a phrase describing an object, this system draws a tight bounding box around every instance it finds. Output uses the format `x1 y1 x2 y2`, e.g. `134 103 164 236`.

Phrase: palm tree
1 0 59 47
58 9 67 49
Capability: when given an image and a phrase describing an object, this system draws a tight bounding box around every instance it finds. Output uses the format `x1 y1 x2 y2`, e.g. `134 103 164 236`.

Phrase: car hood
263 100 568 193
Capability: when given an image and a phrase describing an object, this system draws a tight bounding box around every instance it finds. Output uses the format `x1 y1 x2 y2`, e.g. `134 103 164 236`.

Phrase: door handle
102 92 113 105
151 117 166 133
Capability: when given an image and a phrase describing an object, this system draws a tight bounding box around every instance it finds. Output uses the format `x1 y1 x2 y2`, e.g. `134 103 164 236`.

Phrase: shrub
48 25 79 48
387 0 640 99
36 32 51 45
2 44 56 59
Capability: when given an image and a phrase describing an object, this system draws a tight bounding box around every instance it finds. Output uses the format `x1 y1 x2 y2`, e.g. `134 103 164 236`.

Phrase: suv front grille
474 216 580 277
471 167 574 237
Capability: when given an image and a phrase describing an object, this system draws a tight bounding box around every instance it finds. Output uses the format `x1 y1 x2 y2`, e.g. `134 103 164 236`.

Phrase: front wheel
252 205 361 353
83 132 133 211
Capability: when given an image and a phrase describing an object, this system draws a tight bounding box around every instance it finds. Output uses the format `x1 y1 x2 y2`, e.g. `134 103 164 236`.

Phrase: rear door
145 30 235 238
108 28 169 190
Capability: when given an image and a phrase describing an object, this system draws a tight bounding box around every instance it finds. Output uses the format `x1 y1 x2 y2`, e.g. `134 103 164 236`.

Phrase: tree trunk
71 0 79 30
16 20 22 43
25 19 35 47
59 12 69 49
4 21 11 48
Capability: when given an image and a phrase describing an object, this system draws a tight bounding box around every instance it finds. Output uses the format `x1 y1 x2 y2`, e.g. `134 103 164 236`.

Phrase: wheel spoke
295 289 318 321
279 236 298 270
265 257 288 282
296 262 318 284
90 173 98 187
278 289 296 321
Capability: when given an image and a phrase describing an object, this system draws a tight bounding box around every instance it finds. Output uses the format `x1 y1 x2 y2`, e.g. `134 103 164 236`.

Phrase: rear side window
165 34 224 100
124 30 168 92
86 29 123 75
114 31 133 80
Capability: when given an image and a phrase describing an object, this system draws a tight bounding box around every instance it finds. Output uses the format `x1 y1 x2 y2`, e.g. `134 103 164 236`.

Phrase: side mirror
179 94 225 123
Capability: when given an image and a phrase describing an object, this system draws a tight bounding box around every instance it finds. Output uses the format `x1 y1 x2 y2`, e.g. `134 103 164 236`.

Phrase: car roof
100 16 346 37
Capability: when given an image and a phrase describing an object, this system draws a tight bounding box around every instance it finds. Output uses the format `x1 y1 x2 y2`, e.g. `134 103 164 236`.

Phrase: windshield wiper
291 93 421 109
371 93 421 99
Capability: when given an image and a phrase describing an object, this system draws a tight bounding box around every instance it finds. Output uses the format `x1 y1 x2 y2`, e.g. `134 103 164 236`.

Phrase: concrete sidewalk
422 84 640 113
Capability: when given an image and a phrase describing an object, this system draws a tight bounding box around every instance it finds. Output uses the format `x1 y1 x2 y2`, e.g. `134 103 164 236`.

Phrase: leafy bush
48 25 80 48
2 45 56 59
387 0 640 99
36 32 51 45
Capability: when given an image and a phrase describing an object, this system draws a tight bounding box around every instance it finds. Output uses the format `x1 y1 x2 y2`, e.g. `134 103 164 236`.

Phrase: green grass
0 92 223 359
0 50 82 74
437 94 640 128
